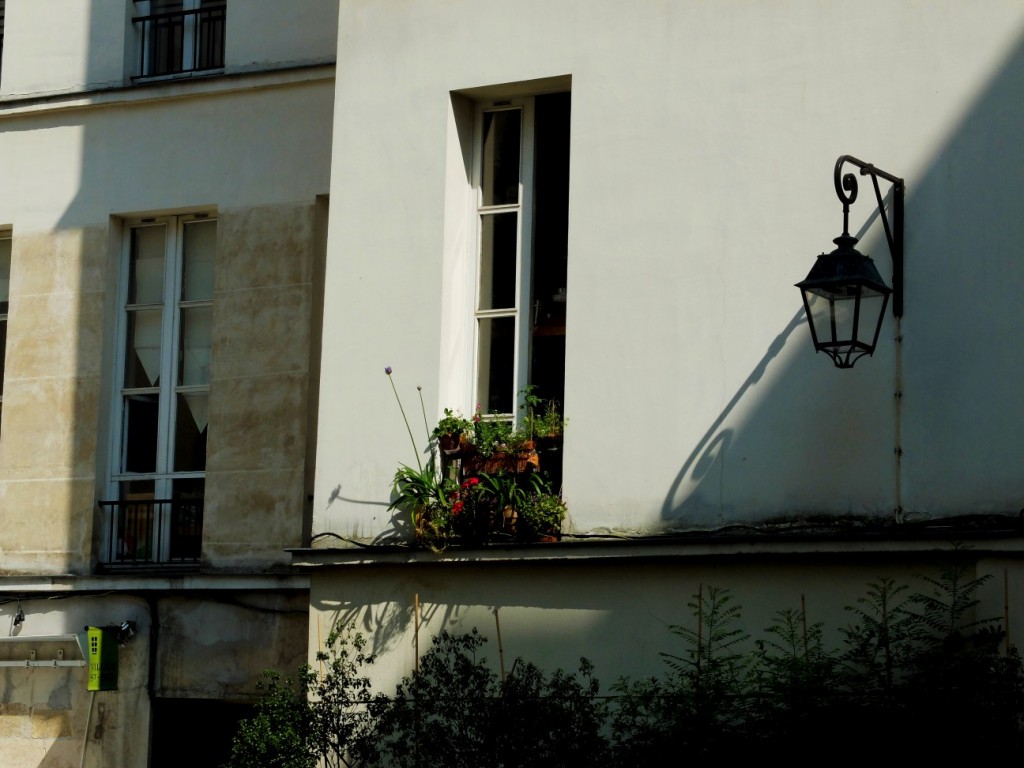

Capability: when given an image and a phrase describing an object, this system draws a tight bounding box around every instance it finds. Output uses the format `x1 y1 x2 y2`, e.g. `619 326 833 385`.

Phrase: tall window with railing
103 214 214 567
132 0 226 79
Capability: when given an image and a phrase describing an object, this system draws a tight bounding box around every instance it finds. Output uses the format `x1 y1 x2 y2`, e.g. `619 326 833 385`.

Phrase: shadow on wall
660 27 1024 527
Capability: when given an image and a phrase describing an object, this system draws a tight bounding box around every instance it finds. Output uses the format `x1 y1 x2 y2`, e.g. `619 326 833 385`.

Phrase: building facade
299 0 1024 704
0 1 337 765
3 1 1024 765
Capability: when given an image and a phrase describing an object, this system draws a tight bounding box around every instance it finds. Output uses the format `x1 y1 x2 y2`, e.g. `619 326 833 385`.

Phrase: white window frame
471 98 536 421
107 213 213 559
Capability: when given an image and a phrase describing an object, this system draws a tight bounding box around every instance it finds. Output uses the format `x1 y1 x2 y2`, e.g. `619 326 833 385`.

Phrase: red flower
452 501 464 515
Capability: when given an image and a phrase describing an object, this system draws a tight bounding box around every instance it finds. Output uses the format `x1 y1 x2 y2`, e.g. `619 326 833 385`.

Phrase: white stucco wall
315 0 1024 542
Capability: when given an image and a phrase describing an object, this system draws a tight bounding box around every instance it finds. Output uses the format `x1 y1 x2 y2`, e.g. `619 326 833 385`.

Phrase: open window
473 92 570 420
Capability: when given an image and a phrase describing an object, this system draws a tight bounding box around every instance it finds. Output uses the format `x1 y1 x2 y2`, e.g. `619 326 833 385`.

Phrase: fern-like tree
747 603 838 748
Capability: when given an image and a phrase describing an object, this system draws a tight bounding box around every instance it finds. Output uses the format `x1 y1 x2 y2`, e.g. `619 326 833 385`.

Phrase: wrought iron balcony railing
133 3 226 79
98 498 203 568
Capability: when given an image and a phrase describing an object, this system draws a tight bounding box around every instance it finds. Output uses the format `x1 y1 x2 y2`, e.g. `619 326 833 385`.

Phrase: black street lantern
797 155 904 369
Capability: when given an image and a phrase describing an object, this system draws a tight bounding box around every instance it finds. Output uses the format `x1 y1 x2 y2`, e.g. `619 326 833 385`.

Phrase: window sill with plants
386 368 567 552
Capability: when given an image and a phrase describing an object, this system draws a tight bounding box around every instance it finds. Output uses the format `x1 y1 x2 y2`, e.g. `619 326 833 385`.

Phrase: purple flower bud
385 366 393 375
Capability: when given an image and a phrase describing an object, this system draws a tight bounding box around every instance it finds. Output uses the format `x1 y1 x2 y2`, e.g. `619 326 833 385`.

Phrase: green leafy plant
472 412 516 457
520 385 566 441
516 487 567 540
385 368 457 549
374 629 498 767
226 622 379 768
432 408 473 444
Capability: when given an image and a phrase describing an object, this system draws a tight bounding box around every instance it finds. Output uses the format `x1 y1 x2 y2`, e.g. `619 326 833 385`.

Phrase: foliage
374 629 497 768
520 385 566 440
226 670 316 768
471 412 516 457
493 658 604 767
432 408 473 442
838 576 918 696
231 563 1024 765
226 623 378 768
374 630 603 768
516 487 568 540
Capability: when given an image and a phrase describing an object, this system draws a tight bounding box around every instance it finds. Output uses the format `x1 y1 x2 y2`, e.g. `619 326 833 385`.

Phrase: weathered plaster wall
0 227 106 574
0 595 150 768
205 203 319 569
155 591 308 699
316 0 1024 542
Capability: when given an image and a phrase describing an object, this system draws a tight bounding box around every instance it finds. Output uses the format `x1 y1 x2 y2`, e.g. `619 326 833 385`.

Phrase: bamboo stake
801 594 809 657
494 608 506 682
414 593 420 674
696 583 703 681
1005 569 1011 655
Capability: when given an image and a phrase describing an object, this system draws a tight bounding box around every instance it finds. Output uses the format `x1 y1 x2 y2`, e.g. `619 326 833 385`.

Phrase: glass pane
178 305 212 385
170 478 204 560
0 237 11 311
477 316 515 414
182 219 215 301
173 477 205 500
120 479 155 500
116 480 156 563
478 212 518 310
174 392 208 472
481 110 521 206
125 308 162 387
123 393 160 472
130 226 166 305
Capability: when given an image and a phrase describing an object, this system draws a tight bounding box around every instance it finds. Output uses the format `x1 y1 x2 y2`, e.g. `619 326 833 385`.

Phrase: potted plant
521 386 566 447
432 408 473 455
517 486 567 542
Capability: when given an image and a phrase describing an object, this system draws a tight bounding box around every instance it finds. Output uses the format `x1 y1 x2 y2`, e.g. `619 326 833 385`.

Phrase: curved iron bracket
834 155 905 317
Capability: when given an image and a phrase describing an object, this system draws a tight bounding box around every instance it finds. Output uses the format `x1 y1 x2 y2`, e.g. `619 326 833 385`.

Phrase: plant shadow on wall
382 368 567 552
231 556 1024 766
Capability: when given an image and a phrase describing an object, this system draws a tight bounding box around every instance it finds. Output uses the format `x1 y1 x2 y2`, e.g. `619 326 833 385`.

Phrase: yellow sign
86 627 118 691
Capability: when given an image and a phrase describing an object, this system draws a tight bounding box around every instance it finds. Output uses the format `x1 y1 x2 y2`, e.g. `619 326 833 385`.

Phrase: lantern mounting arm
834 155 905 317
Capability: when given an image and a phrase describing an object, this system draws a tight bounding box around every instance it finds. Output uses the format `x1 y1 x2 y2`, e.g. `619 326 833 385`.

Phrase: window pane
123 393 160 472
120 479 155 500
182 220 215 301
481 110 521 206
125 308 163 388
478 212 518 310
477 316 515 414
170 478 204 560
178 305 212 385
174 392 208 472
130 226 166 304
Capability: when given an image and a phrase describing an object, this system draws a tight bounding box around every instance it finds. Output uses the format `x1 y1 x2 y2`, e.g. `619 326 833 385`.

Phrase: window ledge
0 62 335 119
291 515 1024 569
